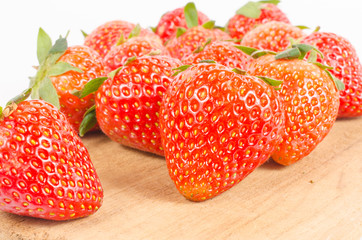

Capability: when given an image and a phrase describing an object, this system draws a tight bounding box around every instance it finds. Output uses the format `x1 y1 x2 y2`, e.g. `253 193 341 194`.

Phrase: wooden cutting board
0 117 361 240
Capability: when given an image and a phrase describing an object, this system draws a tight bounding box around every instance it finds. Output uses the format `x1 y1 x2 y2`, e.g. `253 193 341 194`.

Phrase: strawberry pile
1 0 361 219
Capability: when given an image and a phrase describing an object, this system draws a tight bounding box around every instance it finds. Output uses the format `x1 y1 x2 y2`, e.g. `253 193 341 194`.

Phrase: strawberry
182 40 249 69
155 2 209 43
227 0 290 40
159 62 285 201
30 29 105 133
103 36 170 73
246 44 341 165
0 99 103 220
94 55 181 155
240 21 305 52
84 21 161 58
301 31 362 117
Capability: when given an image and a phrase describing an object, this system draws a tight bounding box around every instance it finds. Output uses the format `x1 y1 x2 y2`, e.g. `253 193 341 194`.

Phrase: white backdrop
0 0 361 106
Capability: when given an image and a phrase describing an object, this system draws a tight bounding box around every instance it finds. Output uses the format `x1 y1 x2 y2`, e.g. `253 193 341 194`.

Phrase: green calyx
79 105 97 137
172 65 192 77
184 2 199 28
176 27 187 38
235 45 276 59
193 38 212 53
236 0 280 19
72 77 108 99
202 20 215 30
257 76 283 90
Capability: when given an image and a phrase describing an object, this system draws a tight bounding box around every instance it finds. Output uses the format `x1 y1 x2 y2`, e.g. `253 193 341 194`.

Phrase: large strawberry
94 55 181 155
0 99 103 220
182 40 249 69
240 21 305 52
159 62 285 201
302 31 362 117
246 44 342 165
84 21 161 58
30 29 105 133
155 2 209 43
227 0 290 40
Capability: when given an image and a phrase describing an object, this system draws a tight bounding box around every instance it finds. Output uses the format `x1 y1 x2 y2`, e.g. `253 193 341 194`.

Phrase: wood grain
0 118 361 240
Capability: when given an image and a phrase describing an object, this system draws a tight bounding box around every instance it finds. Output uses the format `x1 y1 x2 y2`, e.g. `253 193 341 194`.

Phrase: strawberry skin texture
159 63 285 201
156 7 209 43
0 100 103 220
166 26 231 60
241 21 305 52
302 32 362 117
95 56 181 155
85 20 161 58
104 36 170 73
50 45 105 132
182 40 249 69
248 55 340 165
227 3 290 40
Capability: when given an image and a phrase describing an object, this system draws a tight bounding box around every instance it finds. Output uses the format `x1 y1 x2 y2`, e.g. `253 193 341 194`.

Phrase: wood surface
0 117 361 240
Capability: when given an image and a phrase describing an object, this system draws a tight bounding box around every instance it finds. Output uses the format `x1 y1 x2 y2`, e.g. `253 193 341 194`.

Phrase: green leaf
259 0 280 5
81 30 88 38
199 60 216 64
116 33 126 46
79 106 97 137
193 38 212 53
232 68 246 75
184 2 198 28
313 62 333 70
49 36 68 54
202 20 215 29
172 65 192 77
257 76 283 89
108 67 123 80
275 48 301 60
307 50 318 63
37 28 52 64
38 77 60 109
234 45 259 56
124 56 137 66
236 2 262 19
150 26 157 33
295 25 310 30
325 70 345 91
48 62 83 77
0 107 3 119
72 77 108 99
128 24 141 39
6 88 32 106
251 50 277 59
292 43 324 60
176 27 187 38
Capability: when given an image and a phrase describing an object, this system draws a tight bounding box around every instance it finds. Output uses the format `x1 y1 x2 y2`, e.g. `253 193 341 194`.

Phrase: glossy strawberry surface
0 100 103 220
182 40 249 69
241 21 305 52
159 63 285 201
302 32 362 117
50 45 105 132
95 55 181 155
227 3 290 40
156 7 209 43
248 55 340 165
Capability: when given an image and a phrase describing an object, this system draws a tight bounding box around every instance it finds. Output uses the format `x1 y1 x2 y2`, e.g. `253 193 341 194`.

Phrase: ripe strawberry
103 36 170 73
84 20 161 58
227 0 290 40
155 2 209 43
182 40 249 69
240 21 305 52
0 100 103 220
247 45 341 165
159 63 285 201
95 55 181 155
301 31 362 117
31 29 105 133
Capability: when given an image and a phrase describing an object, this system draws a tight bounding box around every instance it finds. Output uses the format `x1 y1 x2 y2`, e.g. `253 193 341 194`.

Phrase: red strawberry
240 21 305 52
301 31 362 117
84 21 161 58
159 62 285 201
31 29 105 133
182 40 249 69
0 100 103 220
247 45 341 165
103 36 170 73
95 55 181 155
227 0 290 40
155 2 209 43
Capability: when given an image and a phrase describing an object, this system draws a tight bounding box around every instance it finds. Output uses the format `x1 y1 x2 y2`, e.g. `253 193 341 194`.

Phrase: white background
0 0 361 106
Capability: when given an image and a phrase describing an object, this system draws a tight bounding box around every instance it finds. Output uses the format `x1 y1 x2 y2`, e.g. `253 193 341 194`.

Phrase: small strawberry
103 36 169 73
182 40 249 69
227 0 290 40
94 55 181 155
155 2 209 43
30 29 105 133
84 21 161 58
0 99 103 220
302 31 362 117
240 21 305 52
246 44 342 165
159 62 285 201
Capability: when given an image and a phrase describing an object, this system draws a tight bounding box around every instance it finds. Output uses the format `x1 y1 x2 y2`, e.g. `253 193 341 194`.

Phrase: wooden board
0 117 361 240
